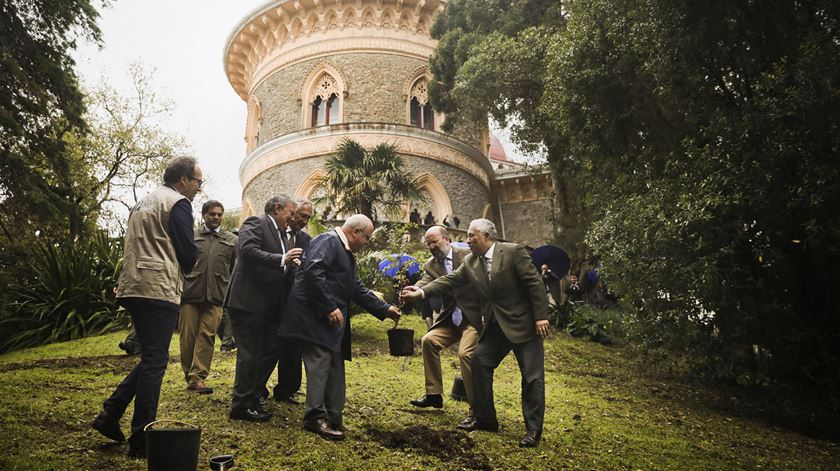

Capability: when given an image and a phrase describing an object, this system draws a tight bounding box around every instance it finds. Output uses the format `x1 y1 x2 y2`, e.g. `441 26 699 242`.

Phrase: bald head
424 225 452 260
341 214 374 252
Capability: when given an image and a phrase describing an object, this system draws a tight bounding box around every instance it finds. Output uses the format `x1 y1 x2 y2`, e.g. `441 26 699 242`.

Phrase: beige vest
116 185 188 305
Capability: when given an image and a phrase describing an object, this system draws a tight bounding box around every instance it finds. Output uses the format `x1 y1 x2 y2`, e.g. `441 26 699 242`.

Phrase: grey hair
263 193 297 214
470 218 497 240
163 156 198 184
295 198 313 209
425 225 451 240
343 214 373 231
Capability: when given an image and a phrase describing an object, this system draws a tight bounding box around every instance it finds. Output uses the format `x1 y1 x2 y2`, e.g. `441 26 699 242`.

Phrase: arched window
409 78 434 130
310 73 341 127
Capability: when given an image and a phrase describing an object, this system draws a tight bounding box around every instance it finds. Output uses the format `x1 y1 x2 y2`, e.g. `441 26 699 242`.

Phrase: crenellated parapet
224 0 446 101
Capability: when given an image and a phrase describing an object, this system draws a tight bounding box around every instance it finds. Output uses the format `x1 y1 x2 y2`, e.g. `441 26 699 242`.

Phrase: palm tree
317 138 423 221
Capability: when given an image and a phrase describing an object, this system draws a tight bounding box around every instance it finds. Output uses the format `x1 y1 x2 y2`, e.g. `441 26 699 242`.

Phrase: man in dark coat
279 214 401 441
257 199 314 404
401 218 550 448
224 194 302 422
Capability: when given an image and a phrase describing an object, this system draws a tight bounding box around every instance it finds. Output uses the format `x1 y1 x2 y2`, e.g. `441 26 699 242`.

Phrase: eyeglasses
189 177 204 188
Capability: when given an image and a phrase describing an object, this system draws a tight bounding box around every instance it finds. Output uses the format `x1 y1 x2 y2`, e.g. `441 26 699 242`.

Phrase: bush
0 231 127 352
564 303 627 346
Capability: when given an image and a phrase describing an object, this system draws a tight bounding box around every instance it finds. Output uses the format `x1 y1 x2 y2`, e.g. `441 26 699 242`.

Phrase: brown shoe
186 381 213 394
303 417 345 441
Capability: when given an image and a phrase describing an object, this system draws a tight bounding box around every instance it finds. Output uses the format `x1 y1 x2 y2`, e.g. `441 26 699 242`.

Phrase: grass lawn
0 313 838 470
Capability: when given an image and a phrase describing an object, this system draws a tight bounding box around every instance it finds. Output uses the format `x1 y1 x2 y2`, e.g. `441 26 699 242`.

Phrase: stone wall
243 153 489 222
253 53 482 148
494 199 554 247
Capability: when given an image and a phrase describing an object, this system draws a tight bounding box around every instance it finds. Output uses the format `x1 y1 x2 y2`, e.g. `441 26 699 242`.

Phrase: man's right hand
400 285 423 302
284 247 304 266
327 308 343 328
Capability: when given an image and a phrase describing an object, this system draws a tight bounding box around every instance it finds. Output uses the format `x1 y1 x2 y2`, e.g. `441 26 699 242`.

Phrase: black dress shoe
519 430 542 447
460 419 499 432
118 341 141 356
456 416 476 430
303 417 345 441
410 394 443 408
275 395 301 405
92 410 125 442
127 446 146 459
229 408 271 422
257 396 270 413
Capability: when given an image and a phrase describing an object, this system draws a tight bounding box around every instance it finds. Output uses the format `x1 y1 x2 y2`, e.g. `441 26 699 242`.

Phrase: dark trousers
301 343 346 427
471 320 545 432
256 319 303 400
228 308 273 412
218 309 236 350
273 342 302 399
103 298 178 448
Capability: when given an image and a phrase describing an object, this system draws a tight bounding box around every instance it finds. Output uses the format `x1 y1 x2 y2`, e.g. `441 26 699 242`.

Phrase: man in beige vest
179 200 238 394
92 157 202 459
409 226 482 430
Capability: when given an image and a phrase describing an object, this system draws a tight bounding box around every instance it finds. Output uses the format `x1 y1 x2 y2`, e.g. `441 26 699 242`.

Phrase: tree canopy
431 0 840 386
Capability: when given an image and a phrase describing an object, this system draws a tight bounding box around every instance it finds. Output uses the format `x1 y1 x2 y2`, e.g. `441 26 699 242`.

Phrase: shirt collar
267 215 279 231
445 247 453 261
484 242 496 260
201 224 220 234
334 228 351 252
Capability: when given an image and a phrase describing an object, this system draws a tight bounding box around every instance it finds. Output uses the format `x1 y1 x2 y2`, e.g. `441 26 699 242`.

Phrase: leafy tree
0 0 104 239
66 63 190 232
427 1 585 260
547 0 840 385
433 0 840 386
316 138 423 222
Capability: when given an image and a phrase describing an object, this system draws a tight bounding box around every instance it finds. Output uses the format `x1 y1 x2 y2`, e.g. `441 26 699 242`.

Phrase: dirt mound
367 424 491 470
0 354 144 375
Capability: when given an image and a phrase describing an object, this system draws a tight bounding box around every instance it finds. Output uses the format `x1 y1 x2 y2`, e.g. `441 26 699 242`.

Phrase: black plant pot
387 328 414 356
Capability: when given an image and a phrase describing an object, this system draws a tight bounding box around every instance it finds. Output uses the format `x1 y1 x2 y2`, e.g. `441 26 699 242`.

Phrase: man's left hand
536 320 550 338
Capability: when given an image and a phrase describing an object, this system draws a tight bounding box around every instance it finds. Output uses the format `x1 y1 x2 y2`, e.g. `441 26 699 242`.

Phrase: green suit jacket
421 242 549 344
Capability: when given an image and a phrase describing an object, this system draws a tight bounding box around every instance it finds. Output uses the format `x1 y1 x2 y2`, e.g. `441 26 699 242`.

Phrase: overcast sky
73 0 531 212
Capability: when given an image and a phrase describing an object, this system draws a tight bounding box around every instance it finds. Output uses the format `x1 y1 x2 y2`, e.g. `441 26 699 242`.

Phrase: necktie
480 255 492 281
445 256 463 327
278 229 287 253
287 230 296 249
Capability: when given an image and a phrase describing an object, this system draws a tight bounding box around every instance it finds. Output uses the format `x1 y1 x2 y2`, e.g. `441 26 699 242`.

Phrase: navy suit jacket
224 214 288 317
279 230 390 360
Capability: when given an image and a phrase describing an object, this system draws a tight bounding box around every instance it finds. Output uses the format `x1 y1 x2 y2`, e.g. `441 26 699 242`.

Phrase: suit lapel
265 215 283 253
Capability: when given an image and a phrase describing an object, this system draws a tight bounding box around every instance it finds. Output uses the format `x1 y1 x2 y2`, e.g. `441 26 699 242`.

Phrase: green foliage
0 231 127 352
354 223 427 316
434 0 840 387
316 139 423 222
565 303 627 346
1 0 104 241
544 0 840 386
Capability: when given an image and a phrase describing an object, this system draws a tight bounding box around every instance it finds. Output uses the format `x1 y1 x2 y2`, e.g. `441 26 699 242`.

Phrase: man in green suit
401 218 549 447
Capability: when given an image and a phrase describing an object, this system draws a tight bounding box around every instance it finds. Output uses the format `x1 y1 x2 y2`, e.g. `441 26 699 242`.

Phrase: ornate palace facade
224 0 553 245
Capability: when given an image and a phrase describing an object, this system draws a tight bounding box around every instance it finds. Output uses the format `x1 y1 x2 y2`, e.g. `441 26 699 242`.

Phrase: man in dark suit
257 199 313 404
401 218 549 447
224 194 302 422
279 214 401 441
409 226 482 430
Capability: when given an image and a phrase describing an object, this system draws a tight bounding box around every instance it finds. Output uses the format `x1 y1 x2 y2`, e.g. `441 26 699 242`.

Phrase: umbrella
378 254 421 279
531 245 570 278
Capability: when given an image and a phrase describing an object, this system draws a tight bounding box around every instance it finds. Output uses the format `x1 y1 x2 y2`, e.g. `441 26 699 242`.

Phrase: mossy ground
0 314 837 470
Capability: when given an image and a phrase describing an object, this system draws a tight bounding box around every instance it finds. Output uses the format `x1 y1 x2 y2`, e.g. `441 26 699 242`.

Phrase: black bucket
450 376 467 402
387 328 414 356
145 420 201 471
